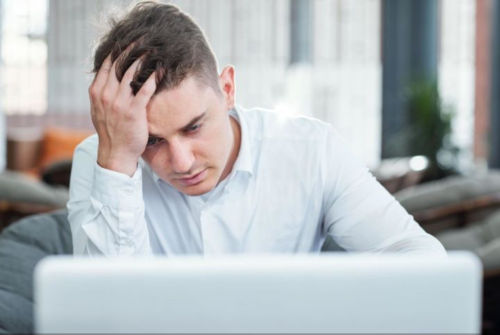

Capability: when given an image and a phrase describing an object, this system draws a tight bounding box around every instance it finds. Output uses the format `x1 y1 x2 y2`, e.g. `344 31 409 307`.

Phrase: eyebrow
149 111 207 138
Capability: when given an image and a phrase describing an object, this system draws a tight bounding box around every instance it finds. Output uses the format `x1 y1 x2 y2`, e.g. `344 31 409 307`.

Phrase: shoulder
237 106 331 143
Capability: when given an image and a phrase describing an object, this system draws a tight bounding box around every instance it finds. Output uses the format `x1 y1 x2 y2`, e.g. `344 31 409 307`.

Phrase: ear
218 65 235 110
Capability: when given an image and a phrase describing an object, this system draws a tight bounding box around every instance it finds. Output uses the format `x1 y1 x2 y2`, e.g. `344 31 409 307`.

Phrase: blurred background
0 0 488 170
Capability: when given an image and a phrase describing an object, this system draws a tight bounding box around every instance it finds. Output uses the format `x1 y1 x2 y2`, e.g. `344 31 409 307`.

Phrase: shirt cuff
91 161 143 210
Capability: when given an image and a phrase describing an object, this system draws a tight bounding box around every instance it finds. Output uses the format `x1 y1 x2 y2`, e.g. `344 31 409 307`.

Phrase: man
68 1 445 256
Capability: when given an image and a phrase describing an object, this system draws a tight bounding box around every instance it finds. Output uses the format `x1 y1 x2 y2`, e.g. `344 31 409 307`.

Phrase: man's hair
93 1 219 95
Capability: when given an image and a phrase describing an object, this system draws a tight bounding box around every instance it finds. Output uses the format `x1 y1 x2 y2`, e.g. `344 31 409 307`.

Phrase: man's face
141 67 239 196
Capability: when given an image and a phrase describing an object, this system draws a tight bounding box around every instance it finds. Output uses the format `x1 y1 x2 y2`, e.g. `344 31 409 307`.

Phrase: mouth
177 168 208 186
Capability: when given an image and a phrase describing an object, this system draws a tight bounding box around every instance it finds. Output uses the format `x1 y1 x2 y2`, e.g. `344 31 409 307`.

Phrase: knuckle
101 92 113 106
111 100 125 113
88 86 98 100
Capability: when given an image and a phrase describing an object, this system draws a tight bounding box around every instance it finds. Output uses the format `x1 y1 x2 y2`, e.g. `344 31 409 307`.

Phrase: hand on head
89 53 156 176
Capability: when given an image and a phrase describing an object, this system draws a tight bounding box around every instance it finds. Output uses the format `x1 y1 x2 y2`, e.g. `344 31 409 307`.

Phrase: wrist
97 150 139 177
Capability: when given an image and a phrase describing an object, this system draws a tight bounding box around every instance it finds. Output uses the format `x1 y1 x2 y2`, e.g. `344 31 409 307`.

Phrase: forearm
322 127 446 255
68 137 152 256
325 173 446 255
68 196 151 256
369 224 447 255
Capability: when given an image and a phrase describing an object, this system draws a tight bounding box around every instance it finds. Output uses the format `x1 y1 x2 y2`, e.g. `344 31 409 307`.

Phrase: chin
176 178 216 196
181 186 211 196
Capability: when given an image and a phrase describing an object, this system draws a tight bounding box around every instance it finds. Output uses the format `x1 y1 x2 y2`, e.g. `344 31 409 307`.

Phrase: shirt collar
146 105 254 184
229 105 254 176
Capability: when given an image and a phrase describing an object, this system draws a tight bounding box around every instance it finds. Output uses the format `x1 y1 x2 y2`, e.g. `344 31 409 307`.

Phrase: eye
186 123 201 133
146 136 163 147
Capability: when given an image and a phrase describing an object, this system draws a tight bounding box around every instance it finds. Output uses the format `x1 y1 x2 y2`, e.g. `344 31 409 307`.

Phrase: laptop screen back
34 252 482 333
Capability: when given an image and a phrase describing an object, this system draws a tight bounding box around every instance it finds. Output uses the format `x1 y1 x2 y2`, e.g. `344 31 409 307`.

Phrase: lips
177 168 208 186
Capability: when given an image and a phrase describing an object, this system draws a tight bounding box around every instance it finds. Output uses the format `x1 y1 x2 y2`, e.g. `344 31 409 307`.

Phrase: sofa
395 171 500 234
0 210 71 333
0 170 69 230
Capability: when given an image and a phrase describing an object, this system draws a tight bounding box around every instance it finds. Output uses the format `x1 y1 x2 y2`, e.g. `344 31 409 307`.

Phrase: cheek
202 123 232 162
195 137 220 165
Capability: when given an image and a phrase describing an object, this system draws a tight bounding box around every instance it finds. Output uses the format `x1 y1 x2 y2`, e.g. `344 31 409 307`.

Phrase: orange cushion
38 127 92 169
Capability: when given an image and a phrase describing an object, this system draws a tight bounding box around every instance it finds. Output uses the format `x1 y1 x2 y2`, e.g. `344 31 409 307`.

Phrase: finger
91 54 112 89
89 54 112 115
131 72 157 110
102 56 121 101
116 57 143 100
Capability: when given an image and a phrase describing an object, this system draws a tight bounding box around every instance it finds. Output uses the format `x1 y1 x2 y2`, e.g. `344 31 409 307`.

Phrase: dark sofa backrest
0 210 71 334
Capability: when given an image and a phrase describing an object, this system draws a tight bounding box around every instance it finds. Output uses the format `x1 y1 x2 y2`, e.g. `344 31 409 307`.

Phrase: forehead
146 76 213 131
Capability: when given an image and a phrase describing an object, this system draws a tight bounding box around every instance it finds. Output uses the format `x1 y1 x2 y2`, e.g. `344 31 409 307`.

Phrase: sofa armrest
412 193 500 227
41 159 72 188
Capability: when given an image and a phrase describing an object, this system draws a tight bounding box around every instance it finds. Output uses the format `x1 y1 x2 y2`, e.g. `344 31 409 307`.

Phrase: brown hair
93 1 219 95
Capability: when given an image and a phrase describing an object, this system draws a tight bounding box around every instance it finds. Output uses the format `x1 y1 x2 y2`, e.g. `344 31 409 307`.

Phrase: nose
168 138 195 174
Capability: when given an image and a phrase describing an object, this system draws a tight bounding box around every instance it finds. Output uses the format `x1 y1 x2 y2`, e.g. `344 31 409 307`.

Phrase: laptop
34 252 482 334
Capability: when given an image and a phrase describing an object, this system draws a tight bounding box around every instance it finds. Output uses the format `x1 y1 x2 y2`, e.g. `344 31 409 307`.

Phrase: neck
219 113 241 182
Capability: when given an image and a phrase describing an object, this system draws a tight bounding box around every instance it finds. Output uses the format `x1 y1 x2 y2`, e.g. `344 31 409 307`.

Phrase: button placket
199 207 209 253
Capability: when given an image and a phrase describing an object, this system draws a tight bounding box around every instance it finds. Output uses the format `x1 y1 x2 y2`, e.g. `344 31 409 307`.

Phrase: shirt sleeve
67 135 152 256
321 127 446 255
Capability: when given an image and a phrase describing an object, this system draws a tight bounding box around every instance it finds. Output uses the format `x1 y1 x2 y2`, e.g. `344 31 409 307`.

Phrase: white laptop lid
34 252 482 334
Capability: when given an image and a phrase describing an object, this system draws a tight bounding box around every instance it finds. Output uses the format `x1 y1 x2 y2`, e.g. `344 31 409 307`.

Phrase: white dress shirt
68 106 446 256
